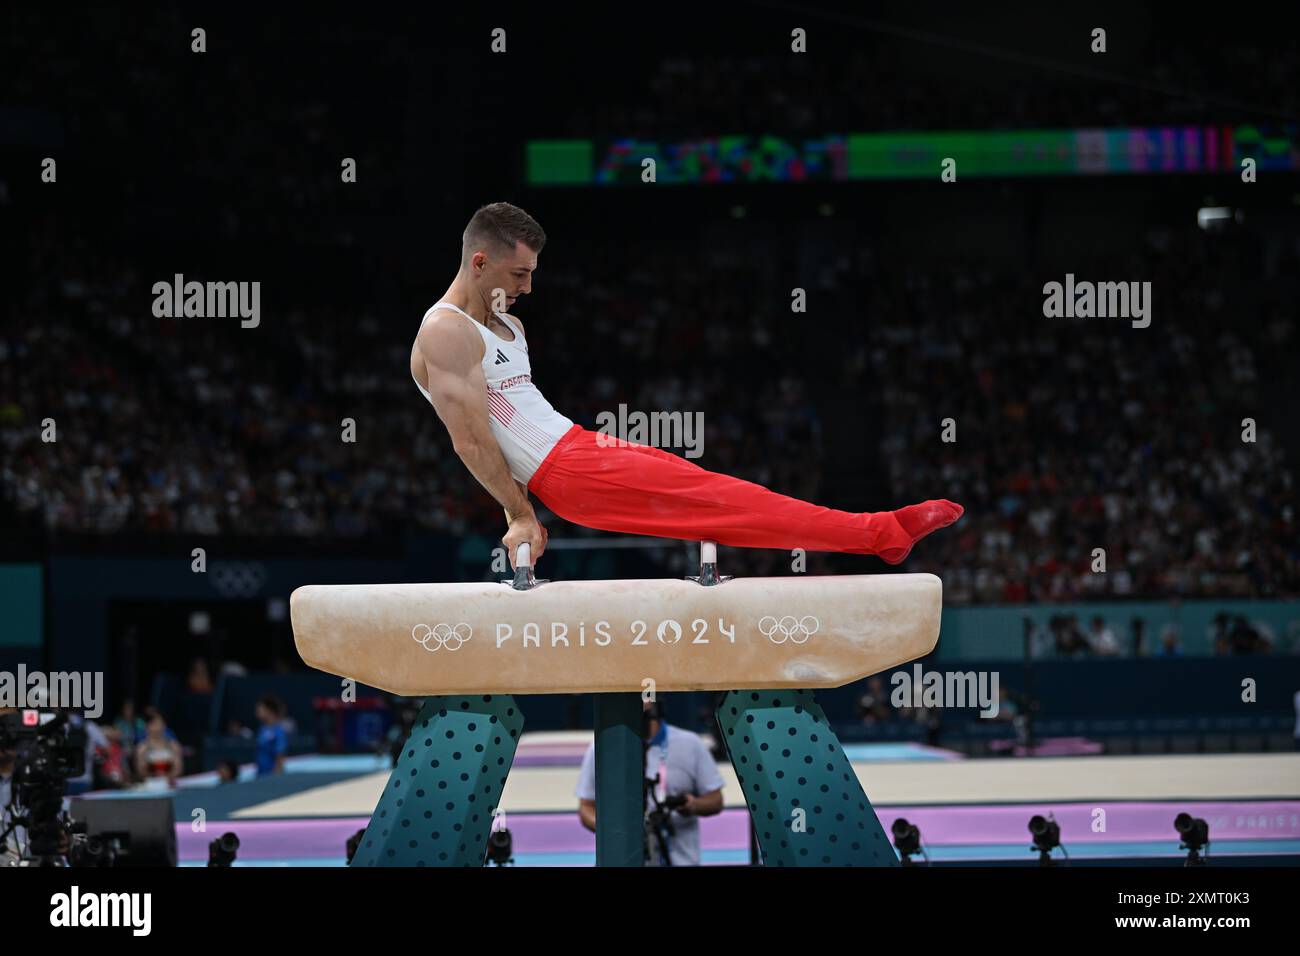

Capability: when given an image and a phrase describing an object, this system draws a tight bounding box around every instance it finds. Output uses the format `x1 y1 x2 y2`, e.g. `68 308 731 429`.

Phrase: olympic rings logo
209 561 267 597
758 615 819 645
411 623 472 652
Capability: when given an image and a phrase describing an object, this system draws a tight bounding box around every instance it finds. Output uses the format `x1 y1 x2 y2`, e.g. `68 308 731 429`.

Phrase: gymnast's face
475 240 536 311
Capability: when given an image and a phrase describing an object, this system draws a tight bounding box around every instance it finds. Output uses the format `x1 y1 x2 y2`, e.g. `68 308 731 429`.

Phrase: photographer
574 699 724 866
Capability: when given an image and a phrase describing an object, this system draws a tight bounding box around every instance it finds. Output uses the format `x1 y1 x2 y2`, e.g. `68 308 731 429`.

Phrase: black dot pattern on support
714 688 896 868
350 695 525 867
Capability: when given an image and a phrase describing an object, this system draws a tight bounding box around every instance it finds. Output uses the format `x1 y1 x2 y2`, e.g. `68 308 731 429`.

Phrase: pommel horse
290 542 942 867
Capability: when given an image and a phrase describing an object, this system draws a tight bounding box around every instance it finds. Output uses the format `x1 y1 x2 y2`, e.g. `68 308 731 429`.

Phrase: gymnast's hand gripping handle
507 541 547 590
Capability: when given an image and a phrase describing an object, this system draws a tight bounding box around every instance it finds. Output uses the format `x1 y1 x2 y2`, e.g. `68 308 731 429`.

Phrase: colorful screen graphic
527 125 1295 185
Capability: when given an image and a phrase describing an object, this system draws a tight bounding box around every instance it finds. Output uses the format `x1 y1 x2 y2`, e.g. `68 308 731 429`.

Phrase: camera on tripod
646 792 686 827
0 707 87 865
644 787 686 865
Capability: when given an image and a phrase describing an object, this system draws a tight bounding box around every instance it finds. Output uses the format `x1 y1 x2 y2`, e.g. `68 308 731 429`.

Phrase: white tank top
413 301 574 484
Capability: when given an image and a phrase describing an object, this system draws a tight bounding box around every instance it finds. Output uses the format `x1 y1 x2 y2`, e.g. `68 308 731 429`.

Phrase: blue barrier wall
810 656 1300 722
135 656 1300 753
0 563 43 648
935 599 1300 659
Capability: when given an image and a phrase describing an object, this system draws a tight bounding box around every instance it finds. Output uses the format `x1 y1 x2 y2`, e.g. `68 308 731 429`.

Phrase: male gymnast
409 202 963 570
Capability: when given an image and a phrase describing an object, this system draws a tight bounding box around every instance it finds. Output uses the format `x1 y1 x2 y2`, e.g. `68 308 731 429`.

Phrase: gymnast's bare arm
413 312 546 566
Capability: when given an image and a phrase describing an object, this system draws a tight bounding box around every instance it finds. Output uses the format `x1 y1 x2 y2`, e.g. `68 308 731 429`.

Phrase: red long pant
527 424 881 554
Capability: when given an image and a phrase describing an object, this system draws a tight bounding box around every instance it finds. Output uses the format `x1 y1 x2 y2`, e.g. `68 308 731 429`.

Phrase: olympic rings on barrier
411 622 472 651
757 615 820 644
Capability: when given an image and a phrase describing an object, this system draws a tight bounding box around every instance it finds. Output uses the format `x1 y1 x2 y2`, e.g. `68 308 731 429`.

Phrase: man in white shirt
575 700 725 866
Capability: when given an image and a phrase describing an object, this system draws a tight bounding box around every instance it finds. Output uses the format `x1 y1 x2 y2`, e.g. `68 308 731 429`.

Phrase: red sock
868 499 964 564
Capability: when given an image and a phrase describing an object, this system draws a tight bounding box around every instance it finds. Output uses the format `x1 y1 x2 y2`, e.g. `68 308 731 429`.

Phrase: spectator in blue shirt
255 695 288 776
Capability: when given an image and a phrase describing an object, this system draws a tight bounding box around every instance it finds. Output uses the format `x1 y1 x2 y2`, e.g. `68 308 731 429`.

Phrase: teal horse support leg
717 688 897 866
593 692 647 866
350 695 524 867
